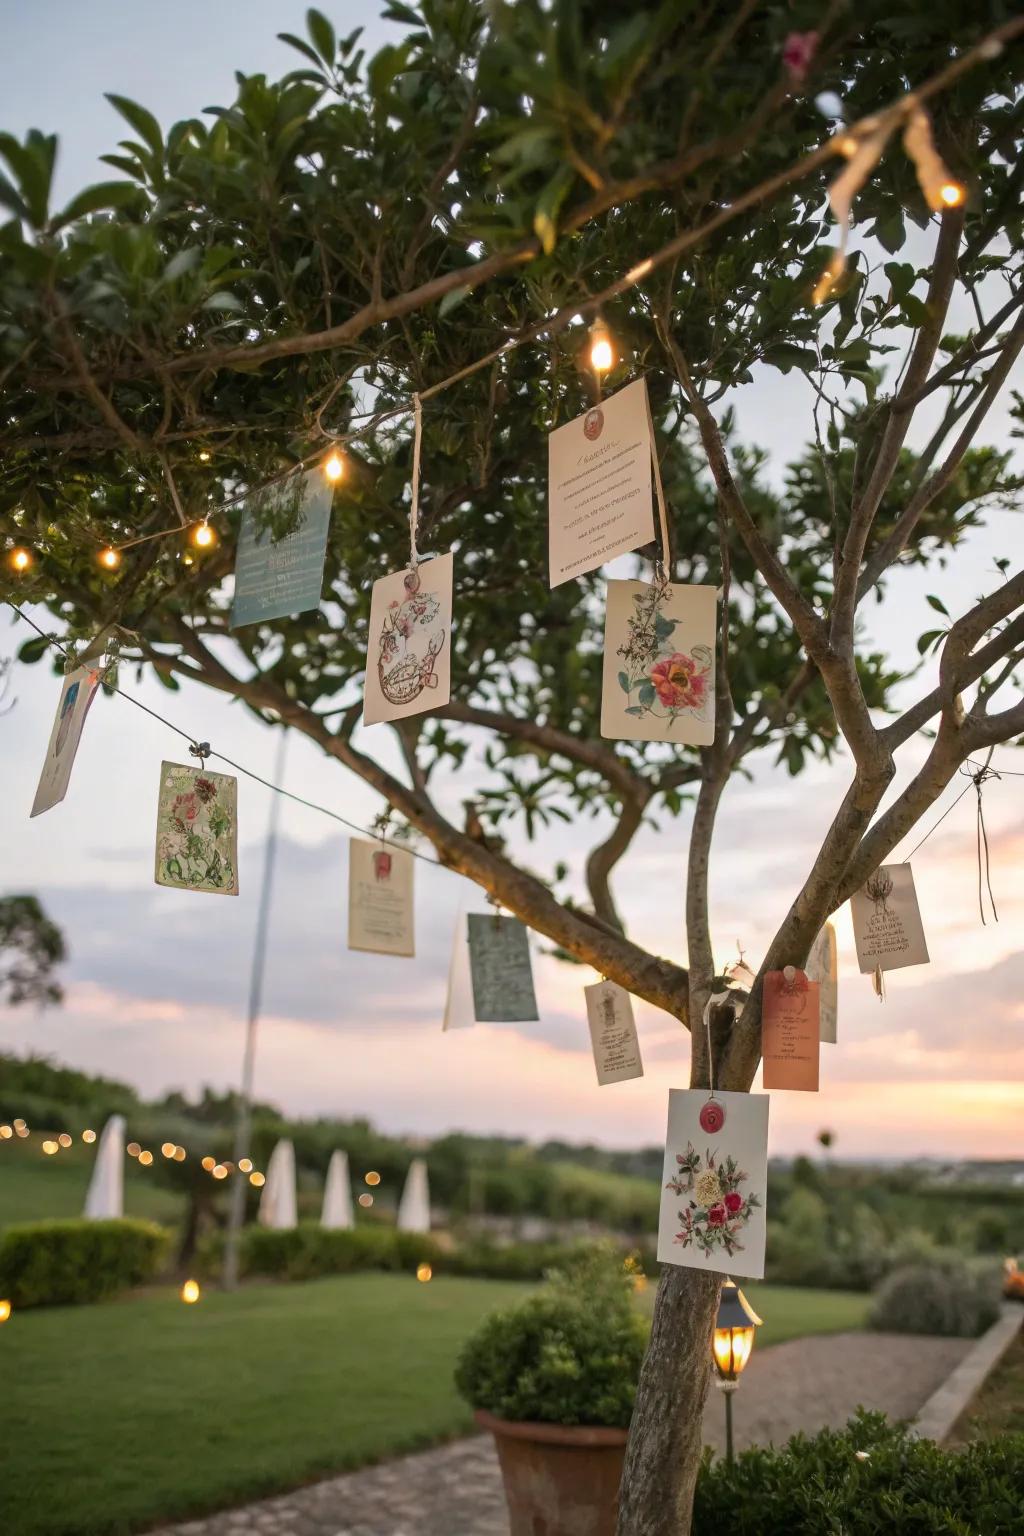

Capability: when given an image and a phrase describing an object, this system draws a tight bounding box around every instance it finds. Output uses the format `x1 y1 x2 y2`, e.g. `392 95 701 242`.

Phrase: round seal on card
583 407 604 441
699 1099 725 1134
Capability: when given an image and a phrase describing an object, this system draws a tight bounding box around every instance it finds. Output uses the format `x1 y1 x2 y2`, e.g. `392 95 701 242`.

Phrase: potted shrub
455 1249 646 1536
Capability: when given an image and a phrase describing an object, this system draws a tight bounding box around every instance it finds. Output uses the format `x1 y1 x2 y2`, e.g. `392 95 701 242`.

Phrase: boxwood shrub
868 1260 1001 1338
0 1218 169 1308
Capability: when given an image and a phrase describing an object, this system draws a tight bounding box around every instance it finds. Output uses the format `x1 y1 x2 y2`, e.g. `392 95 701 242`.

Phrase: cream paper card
466 914 539 1023
601 580 716 744
154 762 239 896
584 980 643 1085
850 863 929 974
548 378 656 586
442 909 475 1031
658 1088 769 1280
807 922 838 1043
31 664 101 817
347 838 414 957
363 553 453 725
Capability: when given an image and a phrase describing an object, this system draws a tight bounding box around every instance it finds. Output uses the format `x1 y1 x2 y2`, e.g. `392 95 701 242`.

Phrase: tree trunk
616 1266 721 1536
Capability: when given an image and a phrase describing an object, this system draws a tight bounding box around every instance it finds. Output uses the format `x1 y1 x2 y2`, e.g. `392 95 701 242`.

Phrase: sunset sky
1 1 1022 1160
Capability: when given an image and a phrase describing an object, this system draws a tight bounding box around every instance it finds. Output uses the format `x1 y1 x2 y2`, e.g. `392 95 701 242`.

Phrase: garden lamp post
712 1279 762 1466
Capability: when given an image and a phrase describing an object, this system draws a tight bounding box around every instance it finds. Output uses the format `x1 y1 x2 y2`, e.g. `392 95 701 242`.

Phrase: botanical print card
154 762 238 896
584 980 644 1086
31 664 101 817
761 969 820 1091
548 378 656 587
363 553 453 725
347 838 414 957
466 914 539 1023
850 863 929 974
230 467 334 628
807 922 838 1043
601 580 716 744
658 1089 769 1280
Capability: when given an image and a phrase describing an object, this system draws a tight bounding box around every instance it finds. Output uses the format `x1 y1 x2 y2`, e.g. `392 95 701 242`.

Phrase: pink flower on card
649 653 708 711
707 1204 727 1228
724 1191 743 1215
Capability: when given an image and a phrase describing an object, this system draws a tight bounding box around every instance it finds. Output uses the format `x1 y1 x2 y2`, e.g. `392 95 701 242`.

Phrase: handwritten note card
807 923 838 1043
850 863 929 974
230 468 333 628
31 664 100 817
584 981 643 1085
466 914 539 1023
761 970 820 1091
548 378 656 587
347 838 414 957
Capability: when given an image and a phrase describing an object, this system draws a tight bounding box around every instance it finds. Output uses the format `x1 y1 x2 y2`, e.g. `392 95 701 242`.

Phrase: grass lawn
0 1273 869 1536
950 1327 1024 1444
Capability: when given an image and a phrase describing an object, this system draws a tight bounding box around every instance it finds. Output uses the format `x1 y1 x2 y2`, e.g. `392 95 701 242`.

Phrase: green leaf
153 668 181 690
764 343 817 374
874 210 906 255
277 31 324 69
17 636 50 664
382 2 420 23
916 629 944 655
202 290 244 312
51 180 140 231
438 284 471 318
306 8 336 66
617 671 630 693
105 94 163 162
637 682 656 707
925 593 949 617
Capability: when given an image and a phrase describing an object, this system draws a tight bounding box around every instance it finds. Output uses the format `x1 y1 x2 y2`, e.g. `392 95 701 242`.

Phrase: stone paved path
155 1331 970 1536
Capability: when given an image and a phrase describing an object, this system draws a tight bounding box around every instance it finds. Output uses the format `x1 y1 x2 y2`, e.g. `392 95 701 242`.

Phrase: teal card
466 914 539 1022
230 468 333 628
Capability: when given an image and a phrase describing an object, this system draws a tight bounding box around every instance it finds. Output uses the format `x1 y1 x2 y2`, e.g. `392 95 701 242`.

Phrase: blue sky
1 3 1022 1156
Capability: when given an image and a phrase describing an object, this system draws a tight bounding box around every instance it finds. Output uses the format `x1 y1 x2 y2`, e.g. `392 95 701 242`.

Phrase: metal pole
724 1387 734 1467
222 728 289 1290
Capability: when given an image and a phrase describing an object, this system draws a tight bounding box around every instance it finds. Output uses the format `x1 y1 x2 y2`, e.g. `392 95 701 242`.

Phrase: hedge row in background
0 1218 169 1308
868 1261 1001 1339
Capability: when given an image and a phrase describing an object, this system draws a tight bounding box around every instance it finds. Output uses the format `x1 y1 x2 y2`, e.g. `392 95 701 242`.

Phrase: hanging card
548 378 656 587
466 914 539 1023
807 923 838 1043
154 762 238 896
442 909 475 1031
657 1088 769 1280
584 980 644 1086
601 580 716 744
363 553 453 725
230 468 334 628
761 969 820 1091
347 838 415 957
30 664 101 817
850 862 929 974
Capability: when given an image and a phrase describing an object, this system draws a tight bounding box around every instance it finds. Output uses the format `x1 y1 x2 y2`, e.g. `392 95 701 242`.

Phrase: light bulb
138 1150 153 1166
198 450 211 463
8 547 32 573
201 1156 215 1172
173 1146 186 1161
939 181 965 208
249 1171 265 1187
180 1279 200 1304
0 1126 12 1140
127 1142 141 1157
238 1158 252 1173
416 1263 433 1283
82 1129 96 1143
358 1192 374 1208
161 1142 176 1159
212 1164 228 1180
98 547 122 571
588 321 615 375
0 1300 10 1324
324 450 345 483
57 1133 72 1148
191 521 216 550
365 1171 381 1187
42 1140 58 1155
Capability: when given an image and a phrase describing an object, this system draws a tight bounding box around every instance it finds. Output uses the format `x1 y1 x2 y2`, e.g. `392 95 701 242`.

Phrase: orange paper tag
762 968 820 1092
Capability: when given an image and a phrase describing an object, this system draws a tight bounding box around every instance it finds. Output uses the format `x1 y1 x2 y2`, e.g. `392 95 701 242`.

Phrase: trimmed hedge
868 1260 1001 1338
0 1218 169 1308
693 1410 1024 1534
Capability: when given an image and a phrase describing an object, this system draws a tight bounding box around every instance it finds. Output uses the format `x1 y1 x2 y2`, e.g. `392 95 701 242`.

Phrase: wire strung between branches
6 603 450 872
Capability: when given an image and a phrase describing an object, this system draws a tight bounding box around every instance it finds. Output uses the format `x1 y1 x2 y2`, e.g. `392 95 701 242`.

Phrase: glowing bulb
127 1142 141 1158
249 1171 265 1187
201 1156 215 1172
324 450 345 483
98 547 121 571
0 1300 10 1323
238 1158 252 1174
173 1146 186 1161
14 1124 29 1139
190 521 216 550
365 1171 381 1187
416 1263 433 1283
0 1125 12 1140
939 181 965 208
358 1193 374 1208
198 450 211 463
8 547 32 573
161 1142 176 1159
138 1150 153 1166
588 321 615 375
180 1279 201 1304
42 1140 58 1156
57 1133 72 1148
212 1164 228 1180
82 1129 96 1143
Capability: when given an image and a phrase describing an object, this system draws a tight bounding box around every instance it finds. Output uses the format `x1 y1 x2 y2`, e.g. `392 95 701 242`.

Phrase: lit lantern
0 1300 11 1324
180 1279 201 1305
98 547 122 571
324 450 345 483
712 1279 762 1465
588 319 615 376
416 1263 433 1283
190 521 216 550
8 547 33 573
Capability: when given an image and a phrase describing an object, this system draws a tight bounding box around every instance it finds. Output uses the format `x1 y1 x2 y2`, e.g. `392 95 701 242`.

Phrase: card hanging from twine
699 990 734 1132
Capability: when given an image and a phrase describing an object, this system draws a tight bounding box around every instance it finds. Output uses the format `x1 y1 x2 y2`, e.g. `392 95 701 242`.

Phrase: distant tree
0 895 66 1007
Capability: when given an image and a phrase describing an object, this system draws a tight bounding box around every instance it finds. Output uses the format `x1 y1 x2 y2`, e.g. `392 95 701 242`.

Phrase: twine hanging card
657 1089 769 1280
230 467 334 629
31 664 101 817
850 863 929 975
807 922 838 1043
601 580 716 744
584 980 643 1085
466 914 539 1023
761 968 820 1091
347 837 415 957
154 762 238 896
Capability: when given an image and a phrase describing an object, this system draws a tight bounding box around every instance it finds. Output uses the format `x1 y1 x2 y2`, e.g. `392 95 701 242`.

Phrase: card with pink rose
600 579 717 744
657 1088 770 1280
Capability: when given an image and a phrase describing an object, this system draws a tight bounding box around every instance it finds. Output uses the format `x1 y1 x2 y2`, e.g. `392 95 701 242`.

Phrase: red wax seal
699 1100 725 1134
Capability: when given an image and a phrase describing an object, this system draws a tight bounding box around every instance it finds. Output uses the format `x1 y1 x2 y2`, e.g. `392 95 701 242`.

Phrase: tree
2 4 1023 1530
0 895 65 1007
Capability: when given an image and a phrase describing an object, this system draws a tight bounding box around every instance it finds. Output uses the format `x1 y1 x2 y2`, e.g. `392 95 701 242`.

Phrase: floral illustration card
761 969 820 1091
230 467 334 629
807 922 838 1043
850 862 929 974
658 1088 769 1280
154 762 238 896
584 980 644 1086
31 664 101 817
363 553 453 725
548 378 656 587
601 580 716 744
348 837 414 957
466 914 539 1023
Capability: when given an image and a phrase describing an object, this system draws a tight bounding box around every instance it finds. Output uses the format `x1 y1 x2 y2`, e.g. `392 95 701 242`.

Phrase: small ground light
324 450 345 483
365 1171 381 1186
0 1125 12 1140
249 1171 265 1187
82 1129 96 1143
190 521 216 550
57 1133 72 1148
98 547 121 571
8 547 33 573
416 1264 433 1283
358 1193 374 1208
0 1300 10 1323
127 1142 141 1157
180 1279 201 1305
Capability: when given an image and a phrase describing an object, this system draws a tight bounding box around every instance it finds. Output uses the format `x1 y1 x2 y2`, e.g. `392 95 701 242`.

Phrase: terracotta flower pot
474 1408 628 1536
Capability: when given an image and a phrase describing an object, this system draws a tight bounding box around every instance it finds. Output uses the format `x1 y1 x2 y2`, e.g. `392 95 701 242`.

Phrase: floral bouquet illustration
665 1141 761 1260
156 766 237 895
377 568 445 708
615 584 712 728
